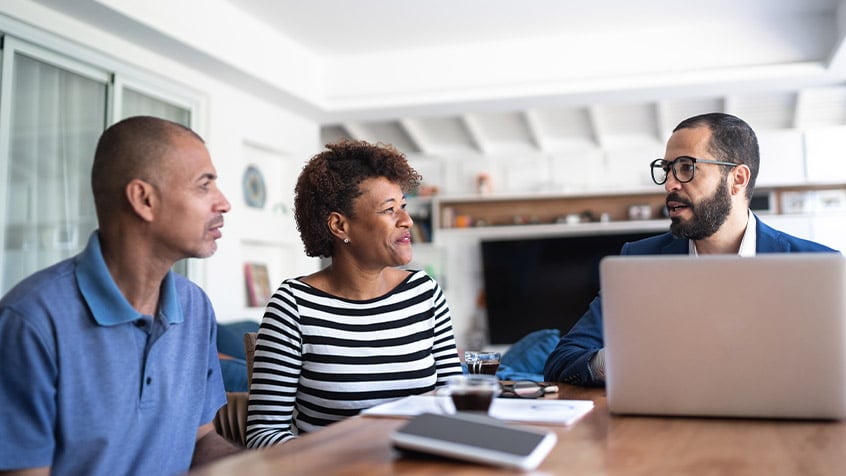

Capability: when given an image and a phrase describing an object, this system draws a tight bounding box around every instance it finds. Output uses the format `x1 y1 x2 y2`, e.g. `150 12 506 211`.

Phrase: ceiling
232 0 846 158
232 0 838 56
28 0 846 159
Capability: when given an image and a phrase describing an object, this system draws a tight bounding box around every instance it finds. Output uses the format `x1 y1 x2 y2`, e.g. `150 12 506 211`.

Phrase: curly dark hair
294 139 422 258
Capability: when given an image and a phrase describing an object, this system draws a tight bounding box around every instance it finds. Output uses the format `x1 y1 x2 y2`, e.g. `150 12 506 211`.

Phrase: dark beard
669 179 732 240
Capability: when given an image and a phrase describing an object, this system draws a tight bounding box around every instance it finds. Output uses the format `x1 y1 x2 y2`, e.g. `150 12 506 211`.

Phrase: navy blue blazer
543 215 838 386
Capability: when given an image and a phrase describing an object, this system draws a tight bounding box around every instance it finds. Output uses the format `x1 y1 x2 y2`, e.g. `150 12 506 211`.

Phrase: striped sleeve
428 278 464 384
246 284 302 448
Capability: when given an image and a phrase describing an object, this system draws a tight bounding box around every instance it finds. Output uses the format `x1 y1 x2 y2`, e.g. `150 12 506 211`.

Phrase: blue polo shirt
0 232 226 475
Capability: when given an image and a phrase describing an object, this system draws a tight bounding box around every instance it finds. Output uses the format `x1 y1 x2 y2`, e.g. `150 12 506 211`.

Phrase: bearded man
544 112 838 386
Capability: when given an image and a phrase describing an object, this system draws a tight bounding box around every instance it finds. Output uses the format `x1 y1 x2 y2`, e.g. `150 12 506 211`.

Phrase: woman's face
345 176 414 268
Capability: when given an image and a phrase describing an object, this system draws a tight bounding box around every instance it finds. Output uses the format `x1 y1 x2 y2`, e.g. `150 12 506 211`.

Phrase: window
0 31 202 294
0 37 108 294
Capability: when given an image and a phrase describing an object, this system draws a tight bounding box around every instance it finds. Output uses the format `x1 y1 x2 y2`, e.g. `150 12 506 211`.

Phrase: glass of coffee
442 374 500 414
464 351 501 375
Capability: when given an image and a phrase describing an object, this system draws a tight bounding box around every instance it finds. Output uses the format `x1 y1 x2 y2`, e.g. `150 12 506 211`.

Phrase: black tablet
391 412 557 470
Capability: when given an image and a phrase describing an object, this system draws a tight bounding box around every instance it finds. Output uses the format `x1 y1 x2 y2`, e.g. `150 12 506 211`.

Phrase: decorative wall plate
242 164 267 209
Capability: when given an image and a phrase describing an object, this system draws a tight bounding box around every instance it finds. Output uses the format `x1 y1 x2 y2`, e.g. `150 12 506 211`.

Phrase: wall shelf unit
426 183 846 242
435 189 665 234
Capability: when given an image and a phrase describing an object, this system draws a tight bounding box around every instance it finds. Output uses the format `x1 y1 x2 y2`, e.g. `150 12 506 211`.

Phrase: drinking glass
464 351 501 375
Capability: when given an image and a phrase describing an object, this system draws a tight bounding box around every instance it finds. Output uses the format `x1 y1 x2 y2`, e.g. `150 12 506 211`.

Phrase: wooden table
190 385 846 475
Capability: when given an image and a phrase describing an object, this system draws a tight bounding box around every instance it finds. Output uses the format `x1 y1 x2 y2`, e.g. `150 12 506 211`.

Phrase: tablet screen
392 412 557 470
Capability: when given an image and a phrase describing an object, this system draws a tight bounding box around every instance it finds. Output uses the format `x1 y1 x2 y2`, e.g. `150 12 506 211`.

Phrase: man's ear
126 178 156 222
327 211 349 242
730 164 752 196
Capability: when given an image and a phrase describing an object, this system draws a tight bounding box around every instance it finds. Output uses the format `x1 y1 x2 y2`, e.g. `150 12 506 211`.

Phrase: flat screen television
480 231 657 345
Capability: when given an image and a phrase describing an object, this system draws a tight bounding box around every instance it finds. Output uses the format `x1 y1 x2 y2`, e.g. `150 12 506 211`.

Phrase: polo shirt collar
76 231 184 326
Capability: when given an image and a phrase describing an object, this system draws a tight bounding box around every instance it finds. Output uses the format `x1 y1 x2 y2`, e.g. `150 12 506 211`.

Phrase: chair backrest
244 332 257 387
213 391 248 446
213 332 257 447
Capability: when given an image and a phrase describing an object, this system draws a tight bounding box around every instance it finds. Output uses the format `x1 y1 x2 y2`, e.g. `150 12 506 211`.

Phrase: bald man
0 116 240 475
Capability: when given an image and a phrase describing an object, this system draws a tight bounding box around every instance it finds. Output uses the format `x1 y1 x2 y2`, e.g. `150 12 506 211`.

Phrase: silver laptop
601 253 846 420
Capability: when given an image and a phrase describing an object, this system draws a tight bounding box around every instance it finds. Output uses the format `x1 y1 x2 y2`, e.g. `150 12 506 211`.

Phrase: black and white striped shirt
246 270 463 448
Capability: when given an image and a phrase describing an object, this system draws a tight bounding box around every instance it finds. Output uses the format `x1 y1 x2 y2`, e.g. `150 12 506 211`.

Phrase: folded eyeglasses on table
499 381 559 399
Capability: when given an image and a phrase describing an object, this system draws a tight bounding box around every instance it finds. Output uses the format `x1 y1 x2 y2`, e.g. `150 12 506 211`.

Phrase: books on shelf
244 262 272 308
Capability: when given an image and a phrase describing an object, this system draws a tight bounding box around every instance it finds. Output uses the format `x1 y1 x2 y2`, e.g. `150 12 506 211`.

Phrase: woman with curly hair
246 140 463 448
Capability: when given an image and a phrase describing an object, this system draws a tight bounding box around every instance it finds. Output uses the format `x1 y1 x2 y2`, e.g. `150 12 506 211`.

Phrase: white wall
1 1 322 323
201 89 321 323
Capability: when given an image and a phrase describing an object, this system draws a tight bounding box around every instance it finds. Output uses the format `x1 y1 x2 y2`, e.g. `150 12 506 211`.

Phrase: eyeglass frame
499 381 559 399
650 156 738 185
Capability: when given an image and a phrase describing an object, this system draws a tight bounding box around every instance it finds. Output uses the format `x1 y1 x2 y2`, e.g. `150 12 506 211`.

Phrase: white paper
490 398 594 425
361 395 594 426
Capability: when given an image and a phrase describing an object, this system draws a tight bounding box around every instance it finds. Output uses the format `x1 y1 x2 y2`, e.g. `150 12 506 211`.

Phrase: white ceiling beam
397 118 427 154
338 124 357 140
826 0 846 74
586 106 604 149
341 122 369 141
523 110 547 152
461 114 489 154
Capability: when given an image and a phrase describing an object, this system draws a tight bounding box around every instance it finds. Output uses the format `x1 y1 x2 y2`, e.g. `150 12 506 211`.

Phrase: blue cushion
496 329 560 381
219 358 248 392
216 320 260 392
216 320 260 360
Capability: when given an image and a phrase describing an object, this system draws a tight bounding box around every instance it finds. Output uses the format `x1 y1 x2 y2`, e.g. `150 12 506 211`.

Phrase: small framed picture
244 263 272 308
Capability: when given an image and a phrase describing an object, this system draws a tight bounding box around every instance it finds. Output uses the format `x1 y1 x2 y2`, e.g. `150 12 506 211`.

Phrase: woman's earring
343 238 350 244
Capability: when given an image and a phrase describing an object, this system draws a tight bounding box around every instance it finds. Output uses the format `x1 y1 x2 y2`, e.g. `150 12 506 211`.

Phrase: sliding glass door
0 33 200 294
0 38 108 294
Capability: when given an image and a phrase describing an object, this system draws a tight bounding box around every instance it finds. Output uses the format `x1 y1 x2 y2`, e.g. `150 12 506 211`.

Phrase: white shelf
435 219 670 242
431 187 663 204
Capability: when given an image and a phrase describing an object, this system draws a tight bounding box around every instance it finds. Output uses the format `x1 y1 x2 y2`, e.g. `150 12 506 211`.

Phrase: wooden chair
213 332 258 446
244 331 257 387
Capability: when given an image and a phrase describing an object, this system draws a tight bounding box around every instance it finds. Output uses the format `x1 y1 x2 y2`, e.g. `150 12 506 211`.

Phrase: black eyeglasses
499 381 559 399
650 156 738 185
